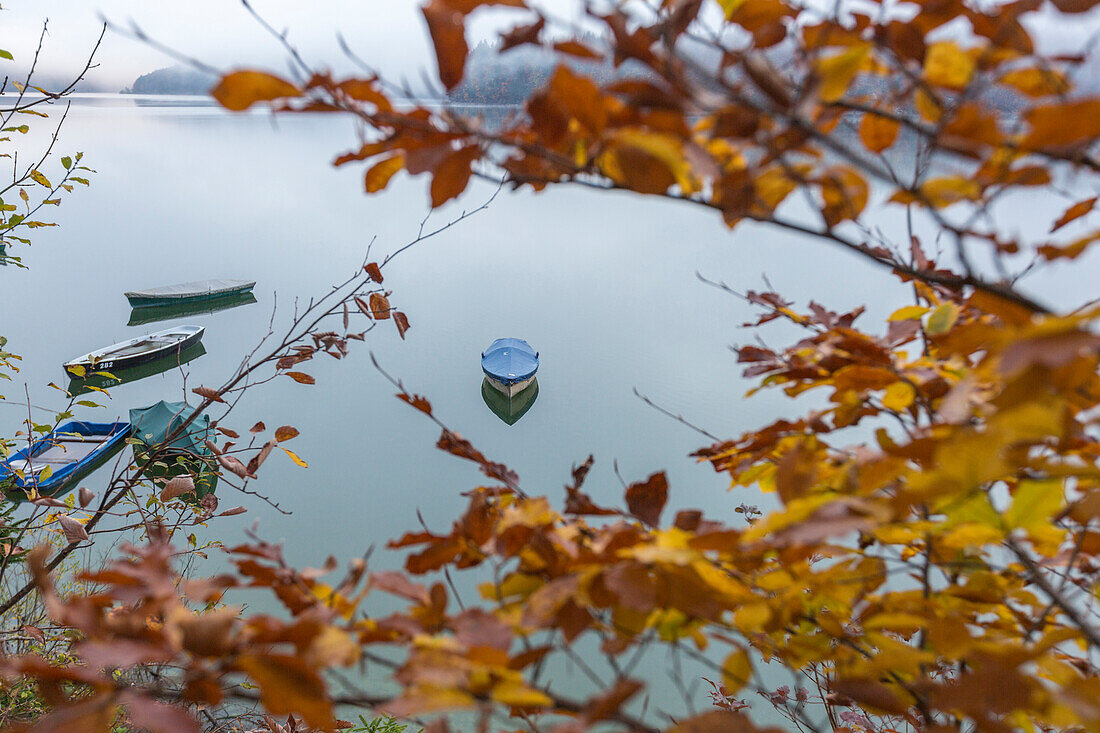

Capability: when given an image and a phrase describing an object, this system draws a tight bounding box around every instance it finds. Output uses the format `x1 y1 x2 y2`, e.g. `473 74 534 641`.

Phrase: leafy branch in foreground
8 0 1100 730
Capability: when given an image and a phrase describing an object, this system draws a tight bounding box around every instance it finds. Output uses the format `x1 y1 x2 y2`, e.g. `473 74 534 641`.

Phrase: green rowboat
125 278 256 309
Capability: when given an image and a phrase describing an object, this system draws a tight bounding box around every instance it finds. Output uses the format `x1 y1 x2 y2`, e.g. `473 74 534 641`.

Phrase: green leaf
0 50 13 61
75 401 100 408
61 157 71 170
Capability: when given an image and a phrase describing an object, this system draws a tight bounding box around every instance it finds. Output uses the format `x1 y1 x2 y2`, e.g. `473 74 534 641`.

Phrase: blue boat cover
129 400 212 453
482 338 539 384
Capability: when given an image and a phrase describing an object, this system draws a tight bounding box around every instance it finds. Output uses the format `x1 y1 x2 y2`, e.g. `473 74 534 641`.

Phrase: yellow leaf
717 0 748 17
925 302 959 336
733 603 772 632
920 176 981 208
282 447 308 468
1005 478 1064 532
923 41 976 89
915 88 941 122
882 381 915 411
491 680 552 708
940 523 1003 551
816 46 869 102
999 67 1069 98
722 648 752 694
888 305 929 321
29 170 50 188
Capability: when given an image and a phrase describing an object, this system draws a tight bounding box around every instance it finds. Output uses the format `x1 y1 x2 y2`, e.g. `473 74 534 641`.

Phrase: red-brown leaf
422 1 469 91
193 386 226 403
394 311 411 340
398 392 433 415
250 421 266 434
625 472 668 527
501 16 545 51
364 262 384 283
286 371 316 385
275 425 299 442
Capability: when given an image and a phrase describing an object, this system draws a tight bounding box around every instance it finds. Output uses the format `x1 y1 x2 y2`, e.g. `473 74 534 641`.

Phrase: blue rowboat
482 338 538 397
1 421 130 498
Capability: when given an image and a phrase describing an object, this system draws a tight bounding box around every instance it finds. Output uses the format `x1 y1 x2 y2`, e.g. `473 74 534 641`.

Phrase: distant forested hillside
122 66 216 95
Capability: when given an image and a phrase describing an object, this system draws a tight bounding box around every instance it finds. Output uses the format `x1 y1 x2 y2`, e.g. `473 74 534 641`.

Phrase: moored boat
67 342 206 397
125 278 256 308
0 421 130 497
130 400 218 500
481 338 539 397
63 325 204 378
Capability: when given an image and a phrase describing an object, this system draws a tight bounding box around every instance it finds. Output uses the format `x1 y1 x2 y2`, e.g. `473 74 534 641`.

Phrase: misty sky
2 0 582 89
4 0 1099 90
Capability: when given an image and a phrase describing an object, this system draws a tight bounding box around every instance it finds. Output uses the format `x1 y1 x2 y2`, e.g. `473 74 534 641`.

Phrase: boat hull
63 326 204 378
484 374 535 397
126 279 256 308
0 421 130 499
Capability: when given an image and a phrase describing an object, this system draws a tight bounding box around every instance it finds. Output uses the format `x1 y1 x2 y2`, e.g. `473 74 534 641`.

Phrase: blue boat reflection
482 377 539 425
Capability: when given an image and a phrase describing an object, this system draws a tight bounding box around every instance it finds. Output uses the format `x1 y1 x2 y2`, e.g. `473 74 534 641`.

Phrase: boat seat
54 435 110 443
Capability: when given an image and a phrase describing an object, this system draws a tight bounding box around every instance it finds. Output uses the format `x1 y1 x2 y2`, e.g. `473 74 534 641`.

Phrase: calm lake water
1 94 1097 719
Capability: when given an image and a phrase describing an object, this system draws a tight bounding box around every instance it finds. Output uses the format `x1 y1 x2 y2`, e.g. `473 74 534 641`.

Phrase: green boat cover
129 400 218 498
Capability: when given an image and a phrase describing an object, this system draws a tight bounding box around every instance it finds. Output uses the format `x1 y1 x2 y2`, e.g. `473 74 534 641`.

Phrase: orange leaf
1051 197 1097 233
859 113 899 153
236 654 334 730
286 372 316 385
365 154 404 193
369 292 392 320
430 145 479 207
336 79 393 111
211 71 300 112
1024 100 1100 148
